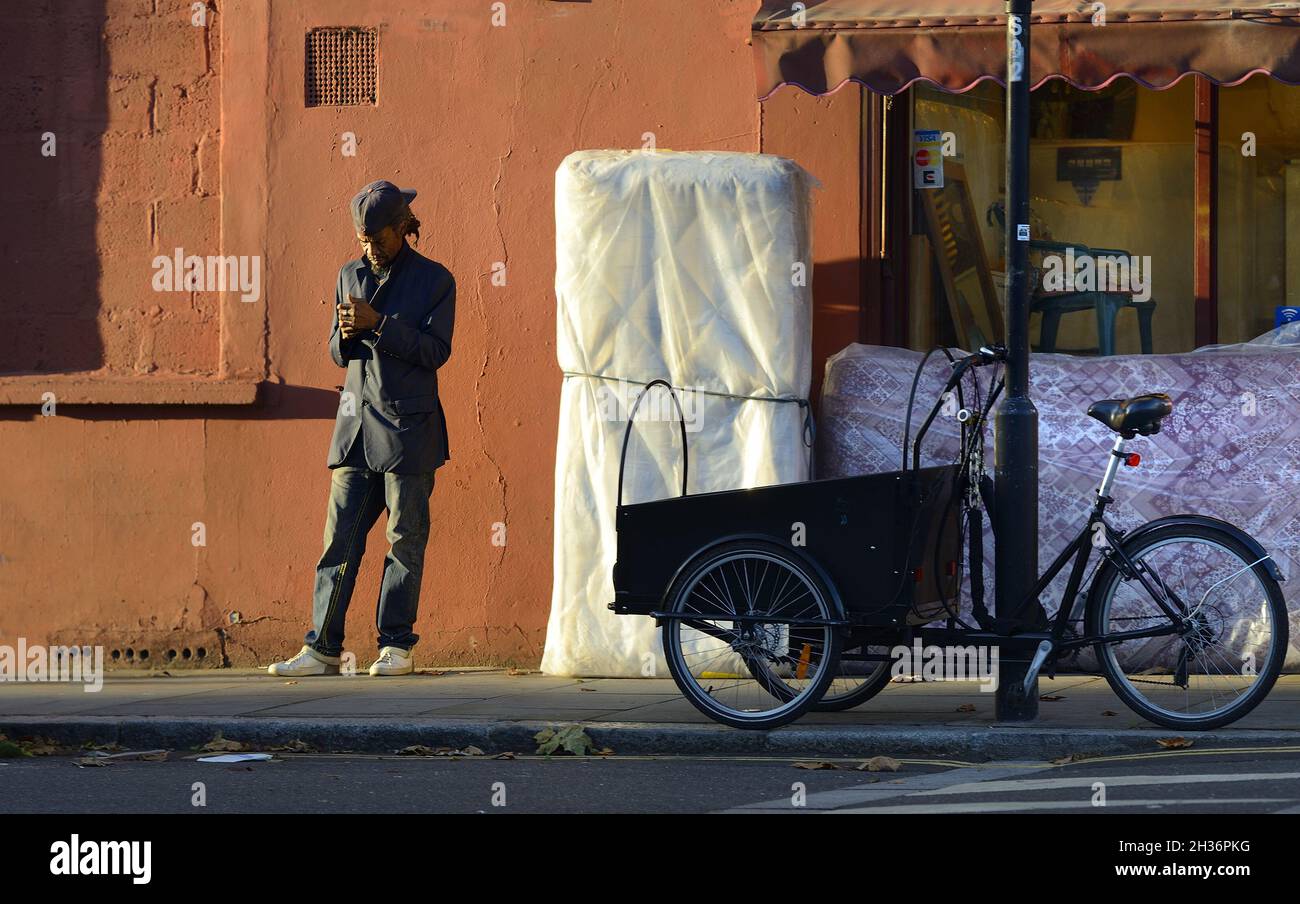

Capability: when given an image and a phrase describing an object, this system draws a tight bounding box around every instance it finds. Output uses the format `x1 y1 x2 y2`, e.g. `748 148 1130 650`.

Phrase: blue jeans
306 467 436 658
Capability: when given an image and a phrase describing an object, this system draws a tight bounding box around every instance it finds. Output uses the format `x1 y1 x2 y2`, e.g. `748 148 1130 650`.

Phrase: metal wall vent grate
305 27 378 107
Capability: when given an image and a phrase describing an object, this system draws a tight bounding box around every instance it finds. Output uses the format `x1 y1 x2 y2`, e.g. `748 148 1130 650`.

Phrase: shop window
1217 75 1300 343
910 80 1195 356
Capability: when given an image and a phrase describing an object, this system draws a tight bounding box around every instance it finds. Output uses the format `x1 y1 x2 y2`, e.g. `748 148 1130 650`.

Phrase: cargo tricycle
609 348 1288 730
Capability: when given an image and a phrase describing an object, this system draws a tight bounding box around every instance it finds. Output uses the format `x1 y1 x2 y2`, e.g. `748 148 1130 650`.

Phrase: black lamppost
994 0 1041 721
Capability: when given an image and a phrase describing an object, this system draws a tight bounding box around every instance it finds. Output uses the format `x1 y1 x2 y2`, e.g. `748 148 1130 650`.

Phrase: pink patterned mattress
818 333 1300 670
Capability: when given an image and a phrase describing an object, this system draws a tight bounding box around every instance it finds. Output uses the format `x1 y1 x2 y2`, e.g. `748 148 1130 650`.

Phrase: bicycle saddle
1086 393 1173 438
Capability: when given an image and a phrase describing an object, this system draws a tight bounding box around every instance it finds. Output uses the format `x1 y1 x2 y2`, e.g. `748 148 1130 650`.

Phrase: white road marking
718 763 1052 813
724 756 1300 814
908 771 1300 796
830 798 1288 815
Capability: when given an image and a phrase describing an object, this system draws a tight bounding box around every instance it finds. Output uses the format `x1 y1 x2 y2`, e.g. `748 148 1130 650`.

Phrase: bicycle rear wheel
1085 522 1287 730
813 646 893 711
760 640 894 711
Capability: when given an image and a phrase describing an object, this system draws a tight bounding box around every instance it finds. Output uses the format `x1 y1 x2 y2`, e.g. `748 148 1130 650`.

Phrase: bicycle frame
922 432 1185 661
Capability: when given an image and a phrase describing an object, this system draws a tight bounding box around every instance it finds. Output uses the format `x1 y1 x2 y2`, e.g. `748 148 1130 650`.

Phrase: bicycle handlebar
943 344 1006 392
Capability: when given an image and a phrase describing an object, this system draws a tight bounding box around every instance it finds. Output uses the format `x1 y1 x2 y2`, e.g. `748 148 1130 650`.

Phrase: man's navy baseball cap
350 180 418 233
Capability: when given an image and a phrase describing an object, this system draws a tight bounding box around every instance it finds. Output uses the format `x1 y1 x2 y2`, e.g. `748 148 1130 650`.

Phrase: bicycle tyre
1085 522 1287 731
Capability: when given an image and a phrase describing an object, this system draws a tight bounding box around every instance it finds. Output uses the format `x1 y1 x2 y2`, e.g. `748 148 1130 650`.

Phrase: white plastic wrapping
541 150 815 677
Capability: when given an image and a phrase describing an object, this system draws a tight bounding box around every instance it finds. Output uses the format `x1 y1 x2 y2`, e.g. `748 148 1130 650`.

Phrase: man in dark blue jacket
270 180 455 678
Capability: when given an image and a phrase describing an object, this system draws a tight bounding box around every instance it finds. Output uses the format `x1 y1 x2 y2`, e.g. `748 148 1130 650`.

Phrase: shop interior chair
1029 239 1155 356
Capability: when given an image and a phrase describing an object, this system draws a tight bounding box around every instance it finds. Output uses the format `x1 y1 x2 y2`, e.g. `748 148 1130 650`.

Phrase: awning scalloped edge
758 68 1300 101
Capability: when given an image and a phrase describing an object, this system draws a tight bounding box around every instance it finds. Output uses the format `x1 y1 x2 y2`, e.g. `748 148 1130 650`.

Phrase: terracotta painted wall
760 83 866 406
0 0 864 668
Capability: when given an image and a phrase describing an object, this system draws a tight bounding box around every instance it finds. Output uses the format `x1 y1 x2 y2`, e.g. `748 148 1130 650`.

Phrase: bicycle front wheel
661 540 842 730
1085 522 1288 730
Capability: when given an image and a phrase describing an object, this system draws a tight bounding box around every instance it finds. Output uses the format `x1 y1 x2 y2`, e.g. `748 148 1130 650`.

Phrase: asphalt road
4 747 1300 814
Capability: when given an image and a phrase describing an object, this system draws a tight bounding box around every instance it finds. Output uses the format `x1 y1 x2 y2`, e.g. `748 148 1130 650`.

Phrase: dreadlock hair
395 204 421 244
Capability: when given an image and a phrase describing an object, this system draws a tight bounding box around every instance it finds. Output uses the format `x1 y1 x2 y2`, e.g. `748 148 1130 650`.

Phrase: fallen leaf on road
1039 694 1065 702
200 732 249 753
132 750 169 762
74 757 110 768
793 761 839 770
863 756 901 772
493 752 517 760
1101 710 1118 717
397 744 487 757
269 740 313 753
1156 737 1193 749
17 737 62 756
283 680 299 686
1050 752 1100 765
535 725 601 756
956 703 977 713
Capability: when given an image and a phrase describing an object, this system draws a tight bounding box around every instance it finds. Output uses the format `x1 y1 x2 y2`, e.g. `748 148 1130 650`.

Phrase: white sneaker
368 646 414 676
268 645 340 677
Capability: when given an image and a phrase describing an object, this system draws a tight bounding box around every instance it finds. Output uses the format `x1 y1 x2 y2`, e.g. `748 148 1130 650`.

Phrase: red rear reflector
947 560 958 576
1124 453 1141 467
913 568 923 583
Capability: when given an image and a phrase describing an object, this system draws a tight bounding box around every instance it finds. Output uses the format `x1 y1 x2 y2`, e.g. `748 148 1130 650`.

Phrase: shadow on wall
0 2 106 373
811 258 867 412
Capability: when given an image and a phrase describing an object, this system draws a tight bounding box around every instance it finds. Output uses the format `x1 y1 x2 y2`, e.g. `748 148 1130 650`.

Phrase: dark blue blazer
327 245 455 474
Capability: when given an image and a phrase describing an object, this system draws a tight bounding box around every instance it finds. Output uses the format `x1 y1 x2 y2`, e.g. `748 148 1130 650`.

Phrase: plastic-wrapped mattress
541 150 815 677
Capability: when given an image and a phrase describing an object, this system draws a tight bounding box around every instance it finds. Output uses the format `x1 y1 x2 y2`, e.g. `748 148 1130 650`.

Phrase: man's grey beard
368 257 391 279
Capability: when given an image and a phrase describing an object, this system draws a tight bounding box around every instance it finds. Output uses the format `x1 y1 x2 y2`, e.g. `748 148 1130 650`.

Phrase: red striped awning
753 1 1300 97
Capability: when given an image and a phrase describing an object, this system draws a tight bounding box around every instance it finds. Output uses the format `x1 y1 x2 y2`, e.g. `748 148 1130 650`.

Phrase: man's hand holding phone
338 294 382 339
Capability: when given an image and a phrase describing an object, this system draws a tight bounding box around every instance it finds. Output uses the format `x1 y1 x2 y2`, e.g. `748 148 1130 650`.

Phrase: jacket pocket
389 395 438 416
